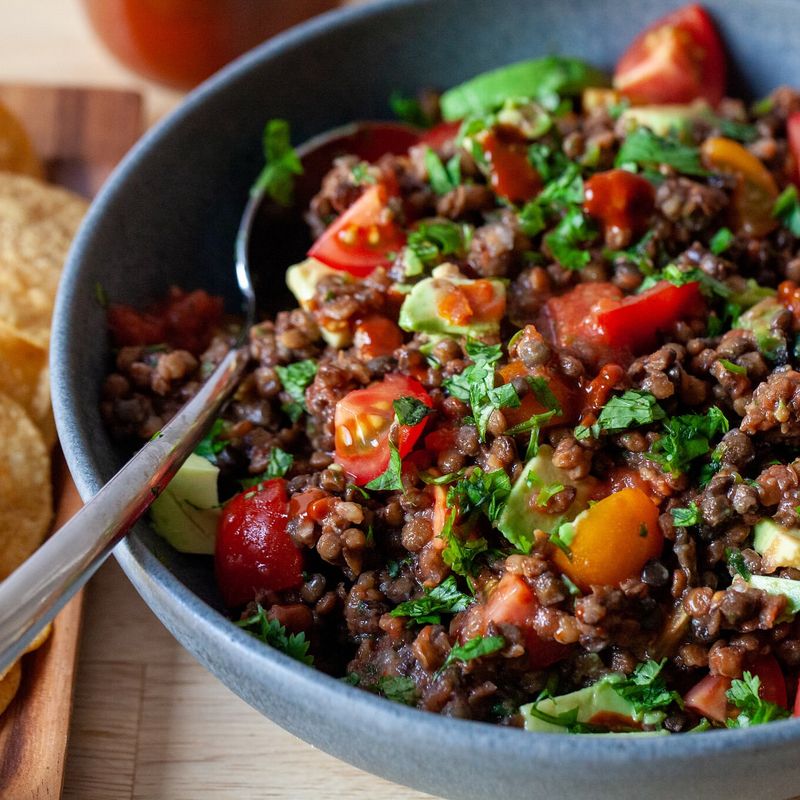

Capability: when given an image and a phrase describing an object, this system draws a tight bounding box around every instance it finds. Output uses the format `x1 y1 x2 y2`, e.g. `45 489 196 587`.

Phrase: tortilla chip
0 391 52 580
0 102 42 179
0 173 87 346
0 660 21 715
22 621 52 656
0 320 53 447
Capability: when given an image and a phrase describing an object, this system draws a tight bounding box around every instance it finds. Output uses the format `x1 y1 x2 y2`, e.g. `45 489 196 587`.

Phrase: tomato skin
480 129 542 204
613 3 726 106
215 479 304 608
552 487 662 591
596 280 704 350
788 112 800 188
749 655 788 708
497 361 578 428
419 120 462 150
583 169 655 242
334 374 433 485
353 315 403 360
458 574 567 668
308 183 406 277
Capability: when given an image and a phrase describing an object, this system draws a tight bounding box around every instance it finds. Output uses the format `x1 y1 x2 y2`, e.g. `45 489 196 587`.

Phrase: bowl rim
52 0 800 772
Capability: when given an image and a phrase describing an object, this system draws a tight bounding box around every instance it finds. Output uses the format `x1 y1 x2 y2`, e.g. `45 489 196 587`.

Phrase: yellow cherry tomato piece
701 136 779 237
552 487 662 591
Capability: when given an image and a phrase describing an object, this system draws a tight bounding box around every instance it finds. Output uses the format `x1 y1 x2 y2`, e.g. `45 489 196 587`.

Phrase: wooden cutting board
0 84 142 799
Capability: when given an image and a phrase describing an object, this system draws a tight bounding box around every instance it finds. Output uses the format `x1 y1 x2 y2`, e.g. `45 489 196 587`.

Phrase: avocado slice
520 675 667 734
286 257 353 348
753 518 800 573
736 296 785 361
748 574 800 617
619 102 708 138
150 453 221 554
495 445 597 553
398 263 506 338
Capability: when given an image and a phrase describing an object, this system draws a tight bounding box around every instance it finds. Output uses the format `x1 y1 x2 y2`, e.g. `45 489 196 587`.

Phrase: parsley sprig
575 389 665 440
236 605 313 665
773 185 800 236
252 119 304 206
447 467 511 525
275 360 318 422
611 659 682 715
390 575 472 625
240 447 294 488
437 634 505 676
194 418 227 463
615 128 706 176
726 671 789 727
648 407 729 474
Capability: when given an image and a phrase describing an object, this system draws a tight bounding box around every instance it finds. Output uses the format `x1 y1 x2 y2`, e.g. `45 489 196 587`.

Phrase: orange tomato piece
552 487 662 590
497 361 578 428
353 315 403 360
436 280 506 326
701 136 779 237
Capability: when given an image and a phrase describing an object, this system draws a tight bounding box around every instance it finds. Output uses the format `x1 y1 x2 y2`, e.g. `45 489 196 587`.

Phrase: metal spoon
0 121 418 676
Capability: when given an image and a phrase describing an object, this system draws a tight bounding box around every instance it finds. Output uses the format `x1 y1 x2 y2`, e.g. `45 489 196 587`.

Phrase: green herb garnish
726 671 789 727
616 128 706 176
393 396 434 427
376 675 419 705
773 185 800 236
194 418 226 462
710 227 735 255
236 604 313 665
252 119 304 206
240 447 294 487
649 407 729 474
575 389 665 440
365 439 404 491
612 659 682 714
670 502 699 527
275 359 318 422
438 634 505 675
390 575 472 625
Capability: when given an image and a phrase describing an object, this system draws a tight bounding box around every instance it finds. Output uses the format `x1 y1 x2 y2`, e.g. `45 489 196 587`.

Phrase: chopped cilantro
616 128 706 176
389 91 433 128
605 230 656 274
719 358 747 375
393 396 434 427
648 407 729 474
518 161 584 239
275 359 317 422
523 702 607 733
236 605 313 665
350 162 377 185
252 119 304 206
527 142 571 182
424 146 461 195
438 634 505 675
575 389 665 440
544 206 595 270
376 675 419 705
526 376 562 413
562 574 581 596
726 671 789 727
419 469 467 486
612 659 682 714
240 447 294 487
725 547 752 580
712 117 758 143
670 501 699 527
390 575 472 625
710 227 735 255
194 418 226 462
365 439 404 491
439 509 488 578
403 220 470 275
773 185 800 236
549 521 576 558
447 467 511 525
639 263 731 300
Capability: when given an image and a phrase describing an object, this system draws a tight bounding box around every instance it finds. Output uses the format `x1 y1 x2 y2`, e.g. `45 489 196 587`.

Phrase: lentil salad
100 4 800 733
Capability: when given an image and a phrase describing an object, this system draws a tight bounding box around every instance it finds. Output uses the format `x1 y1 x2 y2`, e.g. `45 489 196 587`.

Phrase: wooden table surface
2 2 434 797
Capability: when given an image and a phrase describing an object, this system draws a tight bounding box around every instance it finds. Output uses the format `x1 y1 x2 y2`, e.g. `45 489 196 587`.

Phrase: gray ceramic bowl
52 1 800 798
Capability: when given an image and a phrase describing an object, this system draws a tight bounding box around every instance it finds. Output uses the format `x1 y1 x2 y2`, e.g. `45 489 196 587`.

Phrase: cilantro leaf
773 185 800 236
670 501 699 527
612 659 682 714
523 703 607 733
365 439 404 491
438 634 505 675
719 358 746 375
236 605 313 665
403 221 470 275
390 575 472 625
194 418 226 463
240 447 294 487
544 206 595 270
424 146 460 195
648 407 729 474
275 359 317 422
439 509 488 577
725 547 752 580
393 396 434 427
447 467 511 525
376 675 419 705
710 227 735 255
389 91 433 128
726 671 789 727
616 128 706 176
252 119 304 206
574 389 665 440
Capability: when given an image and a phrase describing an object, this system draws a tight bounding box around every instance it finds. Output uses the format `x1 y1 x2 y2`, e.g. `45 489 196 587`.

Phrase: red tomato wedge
583 169 655 242
789 112 800 188
596 280 704 350
613 4 726 106
458 574 567 669
215 478 304 608
334 374 433 485
419 120 462 150
308 182 406 277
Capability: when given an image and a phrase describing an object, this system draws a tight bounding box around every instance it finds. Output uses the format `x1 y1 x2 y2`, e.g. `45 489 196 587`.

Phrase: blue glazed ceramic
52 1 800 797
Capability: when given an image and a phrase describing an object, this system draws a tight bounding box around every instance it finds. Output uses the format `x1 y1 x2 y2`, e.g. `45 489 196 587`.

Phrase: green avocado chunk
495 445 597 553
397 264 505 337
440 56 608 121
736 297 785 361
520 675 668 734
753 518 800 573
748 574 800 617
150 453 221 554
619 102 707 138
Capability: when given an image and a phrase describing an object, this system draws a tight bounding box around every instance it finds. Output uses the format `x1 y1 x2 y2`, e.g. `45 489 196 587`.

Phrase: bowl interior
52 1 800 798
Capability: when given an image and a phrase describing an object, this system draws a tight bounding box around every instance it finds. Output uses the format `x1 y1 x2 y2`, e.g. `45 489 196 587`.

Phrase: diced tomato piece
684 673 731 723
353 315 403 360
107 304 166 348
423 425 459 454
480 129 542 204
749 655 788 709
613 4 726 106
458 574 567 668
436 279 506 327
580 363 626 424
308 182 406 277
793 678 800 717
334 374 433 485
583 169 655 242
596 280 705 350
419 120 462 150
788 112 800 188
497 361 578 428
215 478 304 608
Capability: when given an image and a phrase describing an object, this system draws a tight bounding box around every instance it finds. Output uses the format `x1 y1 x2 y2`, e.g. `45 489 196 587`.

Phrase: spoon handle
0 344 249 676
